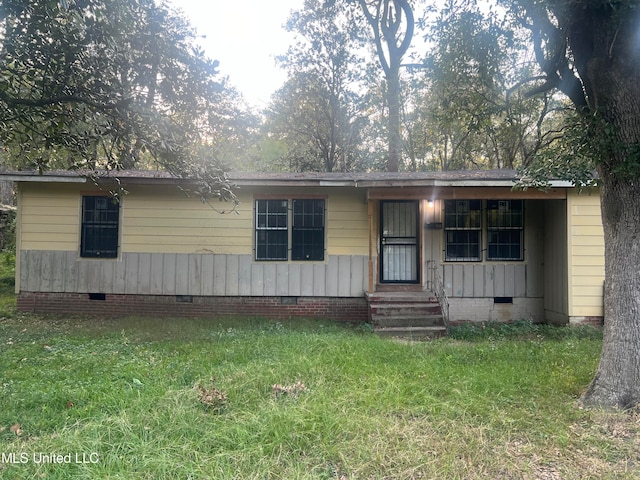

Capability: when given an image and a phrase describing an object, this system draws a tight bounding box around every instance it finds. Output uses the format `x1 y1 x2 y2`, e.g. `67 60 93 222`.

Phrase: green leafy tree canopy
0 0 237 201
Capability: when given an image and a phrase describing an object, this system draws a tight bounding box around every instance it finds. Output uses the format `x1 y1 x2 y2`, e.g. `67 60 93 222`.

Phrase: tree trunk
386 71 401 172
582 175 640 408
562 3 640 409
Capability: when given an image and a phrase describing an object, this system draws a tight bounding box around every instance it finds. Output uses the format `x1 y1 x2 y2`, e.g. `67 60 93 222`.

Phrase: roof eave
354 179 521 188
1 172 582 189
2 174 87 183
231 178 355 187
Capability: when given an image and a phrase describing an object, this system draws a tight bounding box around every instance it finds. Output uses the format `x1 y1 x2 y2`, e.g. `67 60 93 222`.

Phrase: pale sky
171 0 305 108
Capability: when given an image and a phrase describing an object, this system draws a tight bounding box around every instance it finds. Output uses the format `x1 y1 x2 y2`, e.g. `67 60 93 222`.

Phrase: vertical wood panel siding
543 200 568 320
20 251 369 298
439 201 545 299
442 263 531 298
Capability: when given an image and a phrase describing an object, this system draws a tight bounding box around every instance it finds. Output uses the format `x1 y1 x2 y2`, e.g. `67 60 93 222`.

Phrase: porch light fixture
425 199 442 229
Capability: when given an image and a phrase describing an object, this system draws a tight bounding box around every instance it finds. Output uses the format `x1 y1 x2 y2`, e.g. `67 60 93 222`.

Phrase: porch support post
368 198 375 293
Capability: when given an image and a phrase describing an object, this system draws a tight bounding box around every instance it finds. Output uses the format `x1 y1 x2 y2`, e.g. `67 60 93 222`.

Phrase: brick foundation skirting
16 292 369 323
569 316 604 327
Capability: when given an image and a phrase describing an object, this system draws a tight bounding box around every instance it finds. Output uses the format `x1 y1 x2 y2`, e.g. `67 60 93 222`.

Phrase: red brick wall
569 316 605 327
16 292 369 323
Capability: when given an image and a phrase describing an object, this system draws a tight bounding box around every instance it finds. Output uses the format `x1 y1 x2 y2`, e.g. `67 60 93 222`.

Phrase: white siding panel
463 265 474 298
225 255 240 296
300 264 315 296
162 253 177 295
200 254 215 296
150 254 164 295
125 253 139 294
443 264 453 297
188 254 202 296
276 264 289 296
100 261 114 293
338 256 352 296
40 251 54 292
174 253 189 295
504 265 515 297
63 251 78 293
288 263 301 296
473 265 485 297
350 256 365 297
263 264 277 296
51 251 65 292
113 257 127 294
326 257 339 296
138 253 152 295
515 265 527 297
251 263 264 295
213 255 226 296
238 255 252 295
484 265 495 298
313 264 326 296
19 251 368 298
452 265 464 297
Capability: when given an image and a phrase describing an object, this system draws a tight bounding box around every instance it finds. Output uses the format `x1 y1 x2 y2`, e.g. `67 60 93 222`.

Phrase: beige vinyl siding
19 183 81 251
326 189 368 256
121 185 369 257
121 185 253 254
18 182 371 258
567 189 604 317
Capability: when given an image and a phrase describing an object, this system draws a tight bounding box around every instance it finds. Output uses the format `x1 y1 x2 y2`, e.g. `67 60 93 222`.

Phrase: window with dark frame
255 199 288 260
255 198 325 261
81 195 119 258
444 200 482 261
292 199 325 260
487 200 524 261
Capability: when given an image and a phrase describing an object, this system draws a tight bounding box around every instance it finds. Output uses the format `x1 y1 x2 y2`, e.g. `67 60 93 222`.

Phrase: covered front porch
362 180 571 333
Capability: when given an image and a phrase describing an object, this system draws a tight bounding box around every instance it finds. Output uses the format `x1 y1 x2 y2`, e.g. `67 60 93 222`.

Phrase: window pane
81 196 119 258
487 229 523 261
255 200 288 260
445 230 480 261
444 200 481 261
487 200 524 261
292 199 324 261
487 200 523 228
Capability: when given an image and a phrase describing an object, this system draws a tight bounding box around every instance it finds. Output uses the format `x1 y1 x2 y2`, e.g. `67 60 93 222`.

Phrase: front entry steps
366 291 447 340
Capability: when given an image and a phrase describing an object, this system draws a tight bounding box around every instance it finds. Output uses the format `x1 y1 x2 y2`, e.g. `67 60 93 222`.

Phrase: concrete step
373 314 445 328
366 292 438 303
367 290 448 339
370 302 442 316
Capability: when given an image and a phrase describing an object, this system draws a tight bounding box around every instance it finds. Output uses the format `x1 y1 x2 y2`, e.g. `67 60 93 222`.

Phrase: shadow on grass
449 318 602 342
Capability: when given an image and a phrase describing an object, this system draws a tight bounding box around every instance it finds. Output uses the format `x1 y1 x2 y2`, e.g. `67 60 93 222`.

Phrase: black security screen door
380 200 419 283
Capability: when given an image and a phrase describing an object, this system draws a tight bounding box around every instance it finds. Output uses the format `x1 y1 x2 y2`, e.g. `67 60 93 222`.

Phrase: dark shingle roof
0 169 573 187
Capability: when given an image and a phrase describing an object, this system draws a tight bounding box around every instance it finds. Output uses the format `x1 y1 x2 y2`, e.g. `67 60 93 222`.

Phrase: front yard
0 254 637 478
1 311 638 479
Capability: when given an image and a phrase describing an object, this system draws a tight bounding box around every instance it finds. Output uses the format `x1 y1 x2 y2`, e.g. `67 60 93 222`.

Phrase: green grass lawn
0 258 638 478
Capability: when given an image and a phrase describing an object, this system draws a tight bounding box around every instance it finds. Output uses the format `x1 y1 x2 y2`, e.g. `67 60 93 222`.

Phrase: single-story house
4 169 605 334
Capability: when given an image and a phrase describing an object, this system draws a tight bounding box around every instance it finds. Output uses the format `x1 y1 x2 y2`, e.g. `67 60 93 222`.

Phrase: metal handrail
429 261 450 332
